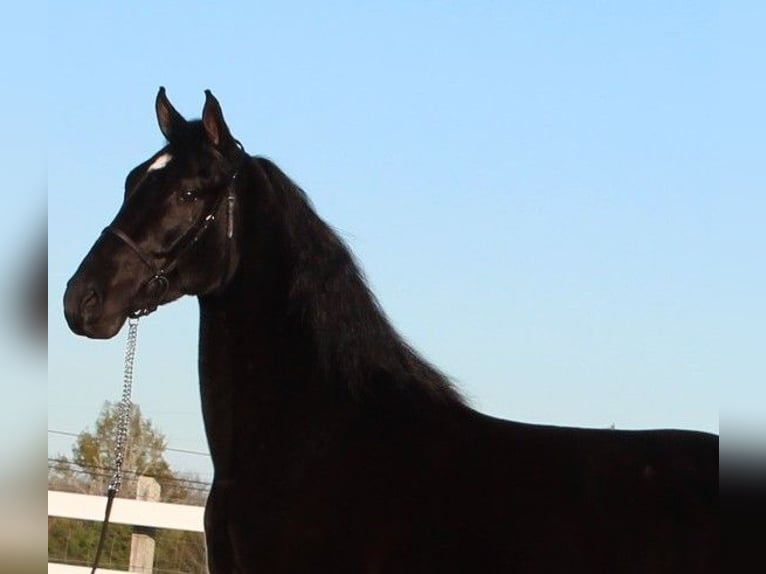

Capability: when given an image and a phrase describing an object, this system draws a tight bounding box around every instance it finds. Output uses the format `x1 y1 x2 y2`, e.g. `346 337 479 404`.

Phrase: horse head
64 88 246 339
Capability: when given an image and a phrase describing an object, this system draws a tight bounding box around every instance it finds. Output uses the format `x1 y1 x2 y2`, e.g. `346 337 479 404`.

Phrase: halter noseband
105 146 246 318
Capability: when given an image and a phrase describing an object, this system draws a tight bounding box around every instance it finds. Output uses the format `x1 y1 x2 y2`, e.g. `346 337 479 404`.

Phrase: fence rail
48 489 205 573
48 490 205 532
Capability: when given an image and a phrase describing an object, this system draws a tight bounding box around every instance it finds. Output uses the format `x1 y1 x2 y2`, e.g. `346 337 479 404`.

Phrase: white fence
48 489 205 574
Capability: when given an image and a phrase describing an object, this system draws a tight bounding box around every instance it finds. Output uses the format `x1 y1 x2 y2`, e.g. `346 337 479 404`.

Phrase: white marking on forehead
147 153 173 172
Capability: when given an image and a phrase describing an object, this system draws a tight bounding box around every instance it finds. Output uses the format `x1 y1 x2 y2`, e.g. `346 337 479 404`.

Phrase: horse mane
253 156 465 411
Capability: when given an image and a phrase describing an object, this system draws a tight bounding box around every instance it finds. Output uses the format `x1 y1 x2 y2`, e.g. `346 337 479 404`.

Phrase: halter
105 145 246 317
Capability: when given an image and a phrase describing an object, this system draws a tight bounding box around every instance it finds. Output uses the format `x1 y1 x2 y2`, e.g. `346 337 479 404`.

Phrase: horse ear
155 86 186 142
202 89 234 148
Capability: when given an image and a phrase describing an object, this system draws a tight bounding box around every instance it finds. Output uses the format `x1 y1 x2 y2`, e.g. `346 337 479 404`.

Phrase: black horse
65 89 718 573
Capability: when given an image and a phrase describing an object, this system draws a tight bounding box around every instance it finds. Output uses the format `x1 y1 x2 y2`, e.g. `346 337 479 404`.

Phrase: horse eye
179 189 200 202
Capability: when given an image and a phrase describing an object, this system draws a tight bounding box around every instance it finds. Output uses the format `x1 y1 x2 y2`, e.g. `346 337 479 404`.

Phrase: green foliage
47 518 207 573
74 401 170 476
47 519 131 570
155 529 208 573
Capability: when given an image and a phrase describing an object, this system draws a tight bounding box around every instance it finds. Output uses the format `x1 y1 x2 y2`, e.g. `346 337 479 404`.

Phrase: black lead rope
90 489 117 574
90 317 139 573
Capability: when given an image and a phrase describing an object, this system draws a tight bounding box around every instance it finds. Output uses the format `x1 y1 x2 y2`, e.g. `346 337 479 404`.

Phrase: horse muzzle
64 279 124 339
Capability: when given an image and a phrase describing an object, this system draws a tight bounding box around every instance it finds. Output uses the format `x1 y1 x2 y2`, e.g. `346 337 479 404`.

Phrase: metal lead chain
90 317 140 574
108 317 139 493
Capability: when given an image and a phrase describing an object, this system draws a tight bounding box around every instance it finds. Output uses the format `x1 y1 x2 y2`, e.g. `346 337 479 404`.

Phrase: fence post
129 476 161 573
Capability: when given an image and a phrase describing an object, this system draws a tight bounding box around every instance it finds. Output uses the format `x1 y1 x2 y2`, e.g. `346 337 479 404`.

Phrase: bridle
104 144 246 317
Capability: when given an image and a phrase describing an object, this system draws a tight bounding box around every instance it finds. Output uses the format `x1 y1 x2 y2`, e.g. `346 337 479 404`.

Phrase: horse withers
64 88 718 573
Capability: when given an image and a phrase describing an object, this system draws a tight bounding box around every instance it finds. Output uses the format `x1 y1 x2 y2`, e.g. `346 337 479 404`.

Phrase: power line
48 458 212 484
48 458 212 492
47 429 211 458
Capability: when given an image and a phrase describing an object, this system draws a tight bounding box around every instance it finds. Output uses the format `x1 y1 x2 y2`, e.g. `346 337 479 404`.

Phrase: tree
49 401 188 501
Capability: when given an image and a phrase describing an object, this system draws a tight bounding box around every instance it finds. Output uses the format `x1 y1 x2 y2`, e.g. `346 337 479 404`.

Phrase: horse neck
195 158 462 473
194 161 315 474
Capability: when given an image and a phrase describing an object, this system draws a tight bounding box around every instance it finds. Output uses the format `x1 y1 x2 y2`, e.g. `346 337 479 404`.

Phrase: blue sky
42 2 761 480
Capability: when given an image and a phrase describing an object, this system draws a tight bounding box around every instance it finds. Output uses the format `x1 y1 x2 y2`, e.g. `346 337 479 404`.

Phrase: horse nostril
80 288 101 319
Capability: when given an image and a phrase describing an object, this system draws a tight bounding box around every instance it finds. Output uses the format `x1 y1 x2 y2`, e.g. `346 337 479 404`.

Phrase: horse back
432 411 719 573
